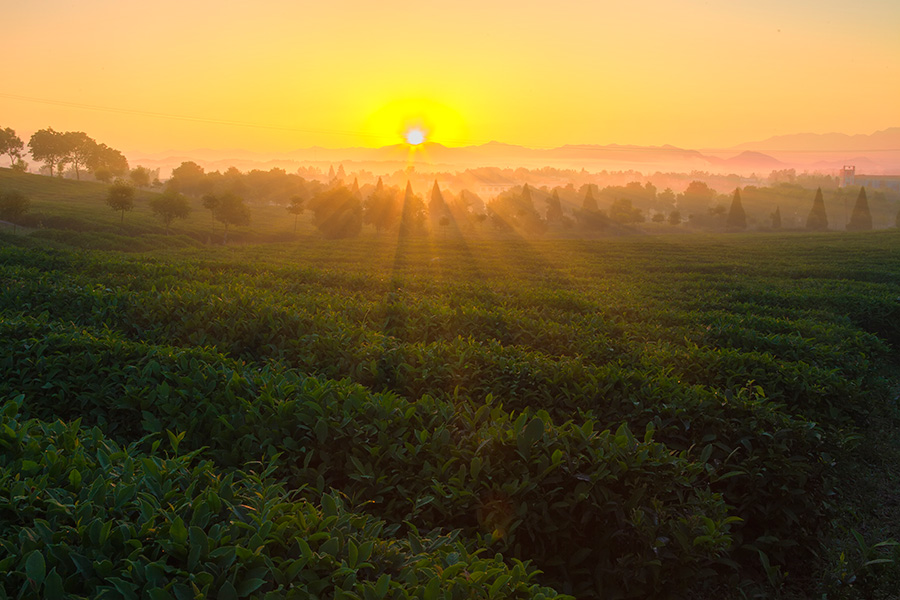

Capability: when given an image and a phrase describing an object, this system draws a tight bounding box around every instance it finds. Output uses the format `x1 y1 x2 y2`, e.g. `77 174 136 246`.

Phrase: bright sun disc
405 128 426 145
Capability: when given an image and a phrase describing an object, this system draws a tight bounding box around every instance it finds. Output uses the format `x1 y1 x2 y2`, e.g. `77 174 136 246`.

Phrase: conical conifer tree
726 188 747 231
583 186 599 212
771 207 782 230
374 177 384 193
805 187 828 231
846 186 872 231
429 180 447 217
350 177 361 199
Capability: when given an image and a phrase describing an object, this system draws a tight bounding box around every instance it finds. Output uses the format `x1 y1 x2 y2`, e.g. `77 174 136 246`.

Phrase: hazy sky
3 0 898 153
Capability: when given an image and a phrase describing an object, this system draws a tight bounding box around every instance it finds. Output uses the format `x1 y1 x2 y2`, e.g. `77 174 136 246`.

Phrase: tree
399 182 426 235
363 178 400 232
169 161 208 196
309 185 362 239
0 127 25 167
89 143 129 180
130 166 152 188
545 190 564 222
201 194 220 232
106 180 135 224
215 193 251 243
678 181 715 219
0 190 30 233
608 198 644 224
771 207 782 230
29 128 69 176
725 188 747 231
582 186 599 212
62 131 98 180
150 191 191 234
668 210 682 226
846 187 872 231
805 187 828 231
428 180 449 222
286 195 304 233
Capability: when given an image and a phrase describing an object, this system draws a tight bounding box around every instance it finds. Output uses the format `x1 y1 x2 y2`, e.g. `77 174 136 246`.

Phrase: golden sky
3 0 899 153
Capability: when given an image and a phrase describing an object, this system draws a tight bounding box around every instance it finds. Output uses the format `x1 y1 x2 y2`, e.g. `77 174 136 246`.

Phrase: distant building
840 166 900 192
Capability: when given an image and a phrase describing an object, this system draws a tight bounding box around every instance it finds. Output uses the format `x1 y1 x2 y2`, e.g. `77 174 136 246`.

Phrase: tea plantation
1 230 899 599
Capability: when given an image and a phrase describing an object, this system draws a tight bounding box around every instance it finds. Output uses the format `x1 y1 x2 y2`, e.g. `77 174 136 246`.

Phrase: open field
1 174 900 598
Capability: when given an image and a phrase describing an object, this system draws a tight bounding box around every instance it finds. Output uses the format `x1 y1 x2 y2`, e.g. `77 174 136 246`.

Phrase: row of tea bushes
0 316 735 597
0 397 569 600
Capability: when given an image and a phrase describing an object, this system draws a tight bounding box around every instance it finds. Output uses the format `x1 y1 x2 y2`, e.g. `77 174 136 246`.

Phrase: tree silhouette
29 128 69 176
545 190 564 222
582 185 599 212
201 194 220 233
726 188 747 231
0 127 25 167
130 166 152 188
363 178 400 232
169 161 208 196
88 143 129 180
429 180 449 222
286 195 305 233
399 182 426 235
608 198 644 224
105 181 135 224
62 131 98 180
0 190 30 233
216 193 251 243
771 206 782 230
150 191 191 235
805 187 828 231
309 185 362 239
668 210 682 226
846 187 872 231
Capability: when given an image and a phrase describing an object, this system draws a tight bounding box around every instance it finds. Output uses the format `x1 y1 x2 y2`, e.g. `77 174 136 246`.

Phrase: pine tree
805 187 828 231
725 188 747 231
429 180 448 218
582 186 598 212
771 207 782 230
846 187 873 231
545 190 564 222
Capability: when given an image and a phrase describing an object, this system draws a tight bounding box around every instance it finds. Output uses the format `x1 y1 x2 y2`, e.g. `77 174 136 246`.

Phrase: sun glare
363 98 468 147
405 128 426 145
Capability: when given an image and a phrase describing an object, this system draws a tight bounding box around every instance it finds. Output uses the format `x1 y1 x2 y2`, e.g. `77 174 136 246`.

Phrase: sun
363 98 468 147
405 128 426 145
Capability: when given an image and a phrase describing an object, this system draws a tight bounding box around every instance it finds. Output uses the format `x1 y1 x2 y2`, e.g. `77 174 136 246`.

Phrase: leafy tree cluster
167 162 320 205
28 128 128 180
0 126 27 171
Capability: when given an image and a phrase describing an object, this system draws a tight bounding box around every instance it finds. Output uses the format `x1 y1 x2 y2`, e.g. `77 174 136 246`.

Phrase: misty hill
719 127 900 173
124 128 900 179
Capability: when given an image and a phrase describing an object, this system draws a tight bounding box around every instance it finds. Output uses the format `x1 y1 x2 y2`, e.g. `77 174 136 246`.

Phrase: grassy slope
0 168 311 243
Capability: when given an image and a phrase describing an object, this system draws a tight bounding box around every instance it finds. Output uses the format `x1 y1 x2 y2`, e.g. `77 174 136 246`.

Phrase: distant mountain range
127 128 900 178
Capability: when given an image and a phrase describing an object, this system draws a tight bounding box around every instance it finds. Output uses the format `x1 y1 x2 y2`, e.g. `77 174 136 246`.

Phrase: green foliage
150 191 192 234
105 180 135 224
0 398 569 600
726 188 747 231
0 189 30 232
0 126 25 165
310 185 363 239
846 187 873 231
806 187 828 231
1 232 898 597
